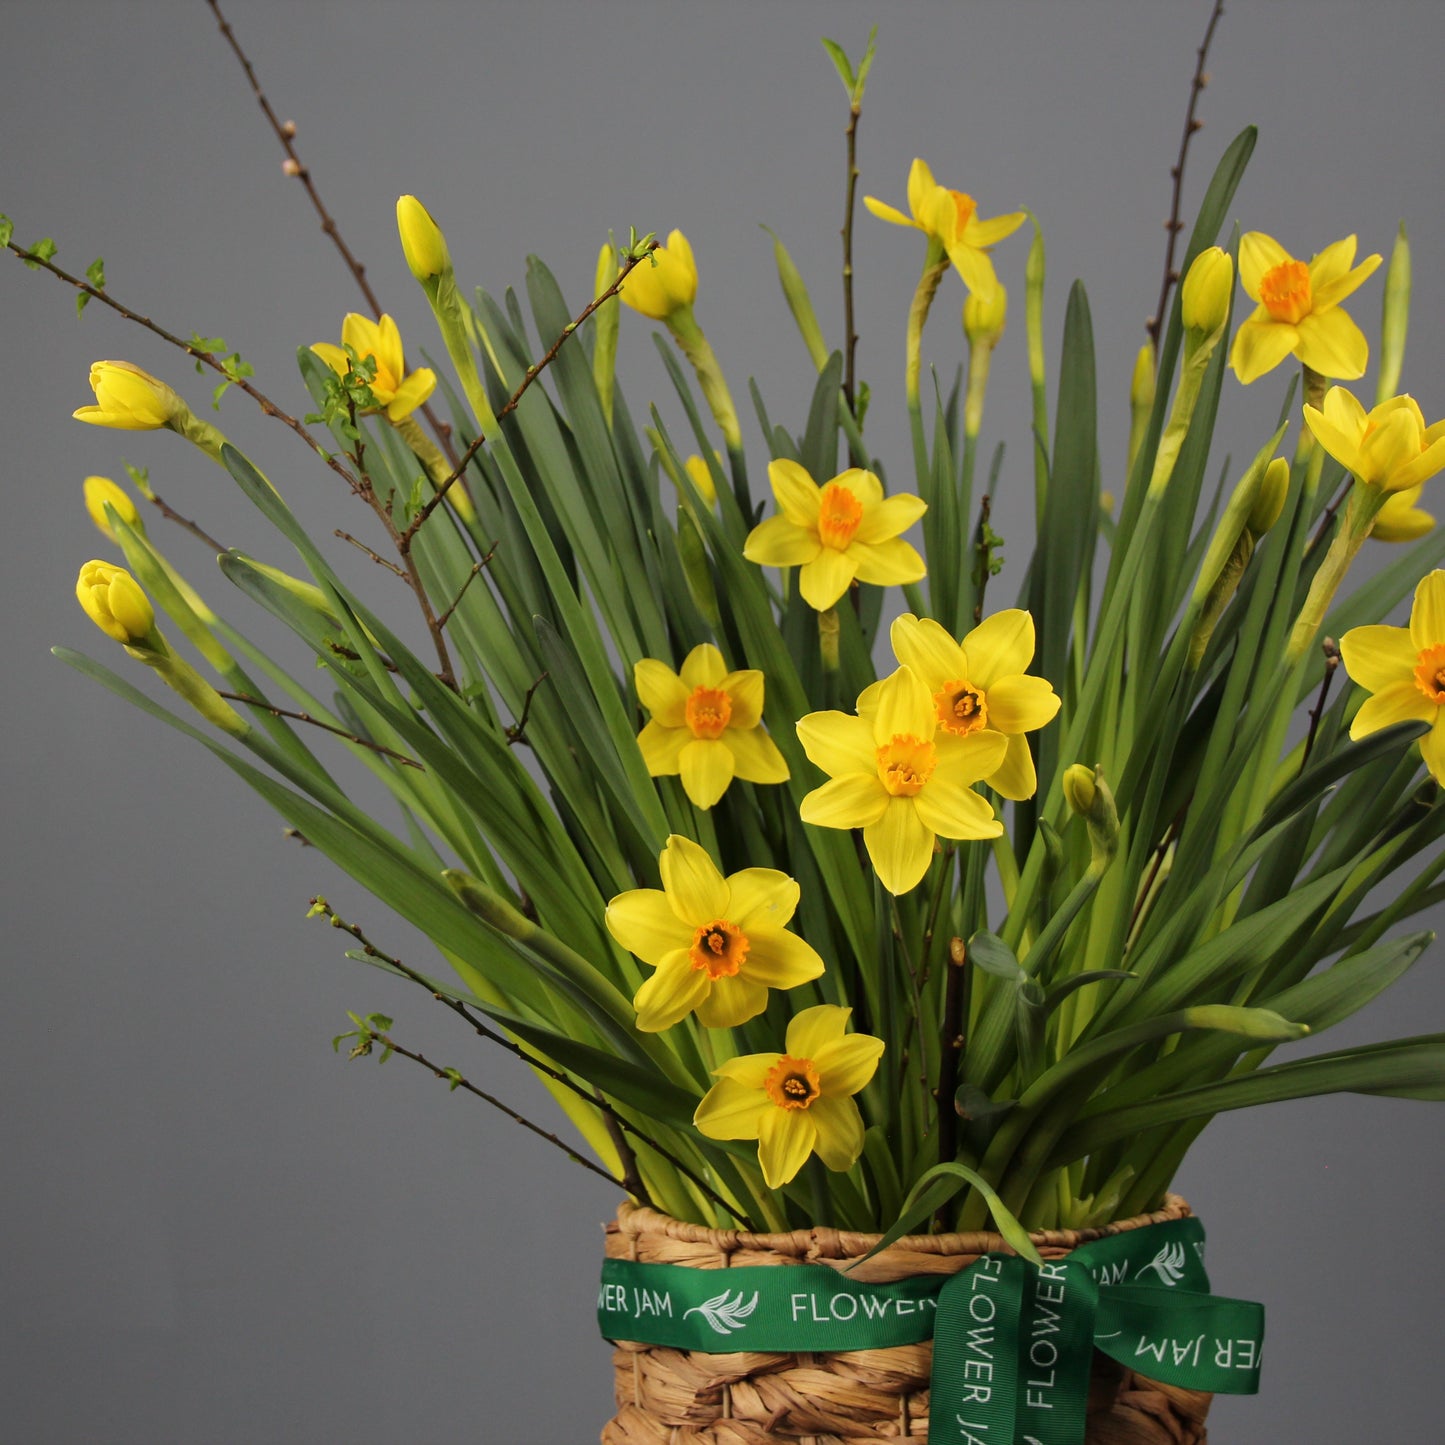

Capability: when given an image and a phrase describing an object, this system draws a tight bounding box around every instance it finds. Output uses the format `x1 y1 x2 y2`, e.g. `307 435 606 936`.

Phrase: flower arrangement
8 3 1445 1438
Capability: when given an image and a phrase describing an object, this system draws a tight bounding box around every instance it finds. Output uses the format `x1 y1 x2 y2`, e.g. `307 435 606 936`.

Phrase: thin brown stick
436 545 497 631
219 692 424 768
934 936 969 1200
841 92 862 428
203 0 460 469
507 671 549 747
144 489 227 553
1300 637 1341 773
1146 0 1226 348
335 529 407 578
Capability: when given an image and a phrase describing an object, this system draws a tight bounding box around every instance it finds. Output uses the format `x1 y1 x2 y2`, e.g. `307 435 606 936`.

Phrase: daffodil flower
744 460 926 611
1373 486 1434 543
886 611 1058 800
634 644 789 808
311 314 437 422
75 560 155 646
1230 233 1381 385
618 229 698 322
864 158 1025 300
692 1005 883 1188
1339 570 1445 784
797 665 1006 896
605 835 825 1032
73 360 184 431
1303 388 1445 495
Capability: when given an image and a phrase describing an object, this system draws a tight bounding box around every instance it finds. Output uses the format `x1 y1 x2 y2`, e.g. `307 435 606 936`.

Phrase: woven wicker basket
601 1195 1211 1444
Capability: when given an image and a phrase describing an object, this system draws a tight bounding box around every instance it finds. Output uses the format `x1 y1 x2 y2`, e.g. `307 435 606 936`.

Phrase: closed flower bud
619 229 698 321
73 360 183 431
1130 342 1156 413
1062 763 1096 818
963 280 1007 350
396 195 451 283
1181 246 1233 339
1248 457 1290 536
1063 763 1118 865
76 560 155 645
83 476 143 542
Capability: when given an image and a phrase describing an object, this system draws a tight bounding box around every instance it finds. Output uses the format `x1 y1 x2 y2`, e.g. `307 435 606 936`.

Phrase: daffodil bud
83 476 144 542
1248 457 1290 536
73 361 183 431
1376 223 1410 403
396 195 451 283
1181 246 1233 340
1130 342 1156 413
619 229 698 322
963 280 1007 351
1062 763 1096 818
1063 763 1118 865
76 560 156 646
592 242 620 426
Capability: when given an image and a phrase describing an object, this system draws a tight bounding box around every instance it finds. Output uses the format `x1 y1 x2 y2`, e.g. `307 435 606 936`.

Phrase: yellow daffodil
619 229 698 322
693 1005 883 1188
634 643 789 808
395 195 450 283
76 560 155 645
605 835 825 1032
1339 570 1445 784
797 665 1006 896
83 476 143 542
1230 233 1381 384
311 314 437 422
1373 486 1434 542
73 361 183 431
864 158 1025 300
886 611 1059 800
1303 388 1445 494
744 460 926 611
1180 245 1233 340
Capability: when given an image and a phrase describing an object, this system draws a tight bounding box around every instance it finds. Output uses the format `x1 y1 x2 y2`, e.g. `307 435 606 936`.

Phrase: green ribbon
597 1215 1262 1444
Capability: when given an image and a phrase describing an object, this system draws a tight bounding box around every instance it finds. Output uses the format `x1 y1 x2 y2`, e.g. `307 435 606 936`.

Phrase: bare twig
934 936 969 1207
436 545 498 631
507 672 549 747
144 489 227 553
1300 637 1341 773
1146 0 1226 348
335 529 407 579
219 692 424 768
841 91 862 433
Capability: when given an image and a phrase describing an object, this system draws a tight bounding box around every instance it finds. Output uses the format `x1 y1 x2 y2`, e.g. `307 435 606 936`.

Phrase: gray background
4 2 1444 1440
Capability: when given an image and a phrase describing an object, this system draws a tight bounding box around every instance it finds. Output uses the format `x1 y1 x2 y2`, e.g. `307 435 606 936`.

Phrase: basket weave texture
601 1195 1211 1444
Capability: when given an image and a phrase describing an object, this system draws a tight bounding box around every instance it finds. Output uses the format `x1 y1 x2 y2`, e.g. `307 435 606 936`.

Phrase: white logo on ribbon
683 1288 760 1335
1136 1242 1187 1287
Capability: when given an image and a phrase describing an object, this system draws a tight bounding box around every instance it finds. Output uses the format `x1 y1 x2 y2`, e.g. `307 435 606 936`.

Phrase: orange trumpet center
947 189 977 236
685 685 733 739
1259 259 1313 325
688 919 749 979
817 481 864 550
1413 643 1445 704
876 733 937 796
764 1054 821 1111
934 678 987 736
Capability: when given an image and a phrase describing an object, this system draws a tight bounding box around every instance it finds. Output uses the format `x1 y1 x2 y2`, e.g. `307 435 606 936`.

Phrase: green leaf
820 37 855 93
0 214 13 248
967 929 1023 980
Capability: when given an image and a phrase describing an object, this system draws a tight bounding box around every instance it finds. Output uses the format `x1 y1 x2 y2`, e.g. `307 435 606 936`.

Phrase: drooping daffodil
1230 233 1381 384
693 1005 883 1188
797 665 1006 896
744 460 926 611
887 611 1058 800
605 835 825 1032
864 158 1025 301
1303 388 1445 495
1339 570 1445 785
73 361 184 431
311 314 437 422
634 643 789 808
618 229 698 322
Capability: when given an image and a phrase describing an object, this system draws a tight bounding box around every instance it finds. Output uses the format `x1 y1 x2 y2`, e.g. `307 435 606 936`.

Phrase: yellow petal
1311 253 1381 311
1388 438 1445 494
1410 572 1445 652
799 548 860 610
635 658 689 723
310 342 349 378
1238 232 1293 300
1372 490 1434 543
768 458 822 526
1339 624 1417 693
375 314 406 384
1358 407 1422 488
785 1004 850 1059
912 772 1002 840
800 775 891 829
1306 235 1358 289
1293 309 1368 381
829 467 885 510
385 368 436 421
725 726 790 785
725 868 800 930
964 211 1027 248
982 674 1060 734
986 731 1039 801
945 242 998 299
849 536 927 588
739 927 826 989
721 669 765 728
854 491 928 546
679 738 735 809
870 665 935 742
757 1107 816 1188
637 719 688 775
890 613 966 690
712 1052 780 1088
809 1095 865 1172
633 953 711 1031
1351 681 1434 737
863 799 936 895
906 159 937 219
1419 718 1445 787
812 1034 885 1098
339 312 377 358
862 195 915 228
743 513 821 567
1303 395 1365 472
695 974 769 1028
660 835 728 923
1230 315 1298 384
935 728 1010 785
796 710 877 776
679 642 727 690
962 609 1037 687
605 888 689 965
694 1076 771 1140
